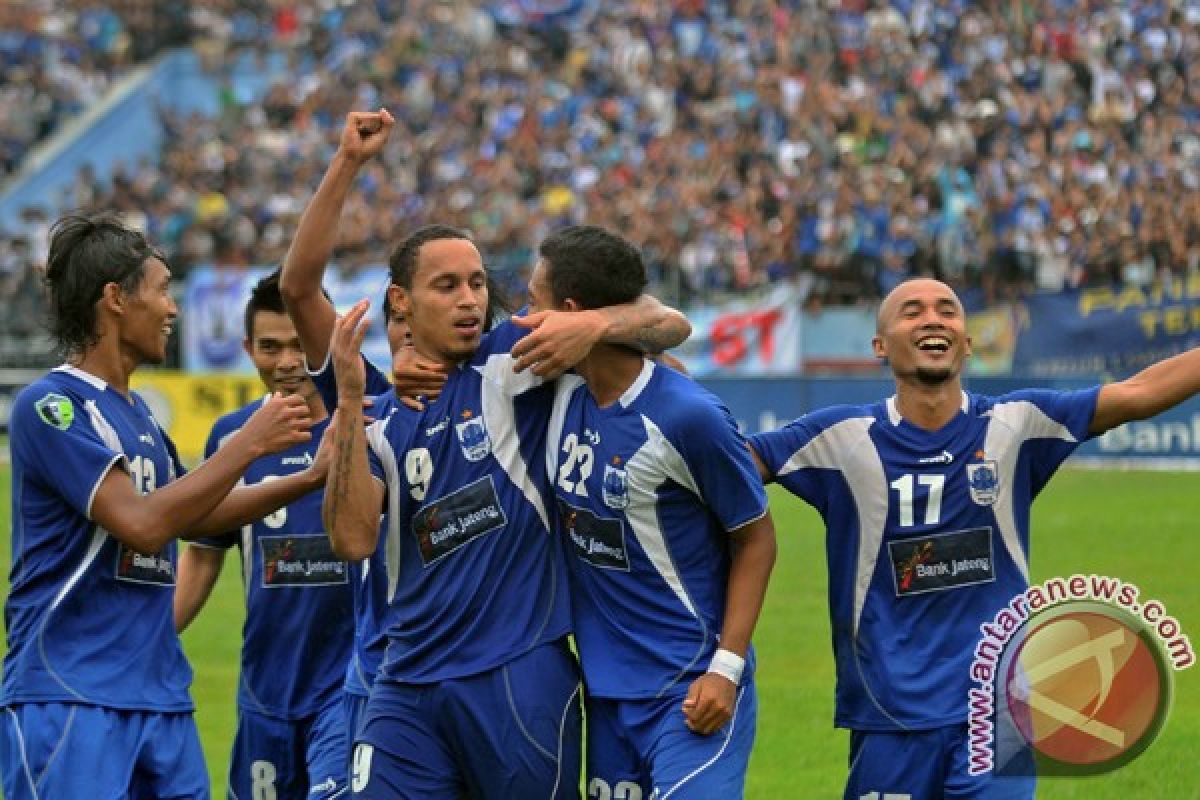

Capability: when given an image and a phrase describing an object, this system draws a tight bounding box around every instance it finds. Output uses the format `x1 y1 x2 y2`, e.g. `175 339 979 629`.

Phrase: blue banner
1008 285 1200 379
182 265 393 374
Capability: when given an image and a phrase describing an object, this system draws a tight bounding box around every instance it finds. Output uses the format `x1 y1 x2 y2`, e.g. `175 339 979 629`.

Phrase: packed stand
13 0 1200 320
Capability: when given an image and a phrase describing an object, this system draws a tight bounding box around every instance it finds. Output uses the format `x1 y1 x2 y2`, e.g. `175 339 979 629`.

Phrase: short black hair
44 212 166 356
538 225 646 309
387 224 473 289
244 268 288 339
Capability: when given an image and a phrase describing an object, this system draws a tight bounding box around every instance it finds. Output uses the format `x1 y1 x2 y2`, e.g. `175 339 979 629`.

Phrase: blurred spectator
9 0 1200 331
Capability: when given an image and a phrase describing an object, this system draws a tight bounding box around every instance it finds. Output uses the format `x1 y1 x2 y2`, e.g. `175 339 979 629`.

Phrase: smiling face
389 238 488 364
245 309 317 404
872 279 971 386
120 257 177 365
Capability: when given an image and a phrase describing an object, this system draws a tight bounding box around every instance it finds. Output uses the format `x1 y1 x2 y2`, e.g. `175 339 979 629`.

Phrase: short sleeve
11 387 125 519
670 395 769 533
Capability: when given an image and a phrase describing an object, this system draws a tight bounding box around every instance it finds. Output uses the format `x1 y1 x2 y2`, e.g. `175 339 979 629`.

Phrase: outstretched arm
510 295 692 377
280 109 395 367
682 513 777 735
323 300 387 560
1090 347 1200 434
187 424 333 537
90 394 312 554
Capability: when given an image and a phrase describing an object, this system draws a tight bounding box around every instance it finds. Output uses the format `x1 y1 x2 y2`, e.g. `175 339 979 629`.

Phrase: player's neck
72 339 137 398
893 379 964 431
576 344 645 408
412 340 465 371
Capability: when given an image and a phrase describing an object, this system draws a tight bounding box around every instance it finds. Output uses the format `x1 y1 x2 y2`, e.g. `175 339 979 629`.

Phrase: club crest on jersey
455 413 491 461
602 464 630 509
966 460 999 506
35 392 74 430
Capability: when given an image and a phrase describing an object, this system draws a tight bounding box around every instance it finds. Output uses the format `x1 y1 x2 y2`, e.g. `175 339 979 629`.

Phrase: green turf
1 467 1198 797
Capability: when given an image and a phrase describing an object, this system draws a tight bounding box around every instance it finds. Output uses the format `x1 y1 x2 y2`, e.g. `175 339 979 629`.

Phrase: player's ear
100 281 125 316
562 297 584 313
387 283 411 316
872 334 887 360
964 334 973 358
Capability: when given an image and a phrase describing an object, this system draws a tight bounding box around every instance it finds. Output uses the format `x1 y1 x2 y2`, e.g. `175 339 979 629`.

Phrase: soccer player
278 108 475 754
1 213 318 798
174 270 354 799
320 206 690 799
531 226 778 799
748 277 1200 799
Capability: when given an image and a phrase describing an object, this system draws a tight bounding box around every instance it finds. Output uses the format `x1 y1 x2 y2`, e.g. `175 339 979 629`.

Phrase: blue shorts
229 697 347 800
352 638 582 799
846 726 1035 800
586 680 757 800
0 702 208 799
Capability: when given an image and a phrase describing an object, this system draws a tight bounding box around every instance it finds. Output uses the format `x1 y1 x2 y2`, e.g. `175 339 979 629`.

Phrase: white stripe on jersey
5 708 40 798
624 415 700 618
240 524 253 601
82 398 126 516
984 400 1079 581
545 376 586 490
776 416 884 635
51 398 127 613
366 419 403 603
477 355 551 533
42 401 127 698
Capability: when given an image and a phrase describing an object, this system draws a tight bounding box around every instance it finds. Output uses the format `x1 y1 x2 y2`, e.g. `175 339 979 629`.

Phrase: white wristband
706 648 745 685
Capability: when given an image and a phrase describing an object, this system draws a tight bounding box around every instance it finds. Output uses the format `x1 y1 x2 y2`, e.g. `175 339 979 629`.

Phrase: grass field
2 466 1198 797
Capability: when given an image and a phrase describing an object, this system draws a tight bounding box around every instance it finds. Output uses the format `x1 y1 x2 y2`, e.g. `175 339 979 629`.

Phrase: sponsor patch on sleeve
260 534 348 587
412 476 507 565
889 526 995 596
559 498 630 571
115 543 175 586
34 393 75 431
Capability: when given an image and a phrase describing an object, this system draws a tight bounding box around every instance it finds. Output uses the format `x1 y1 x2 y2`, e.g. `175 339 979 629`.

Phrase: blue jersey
310 353 400 697
364 320 571 684
198 400 353 719
548 361 769 699
750 388 1099 731
3 366 191 712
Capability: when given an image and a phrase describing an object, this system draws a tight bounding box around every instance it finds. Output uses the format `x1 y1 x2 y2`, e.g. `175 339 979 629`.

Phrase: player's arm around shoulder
1090 345 1200 434
510 294 691 378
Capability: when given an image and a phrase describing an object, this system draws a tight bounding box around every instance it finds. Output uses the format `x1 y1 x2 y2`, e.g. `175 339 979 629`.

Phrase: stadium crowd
7 0 1200 356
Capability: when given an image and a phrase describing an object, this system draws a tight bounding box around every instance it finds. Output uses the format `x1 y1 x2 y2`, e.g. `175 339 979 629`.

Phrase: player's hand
510 310 606 378
331 299 371 403
681 673 737 736
339 109 395 164
239 392 313 458
392 345 447 411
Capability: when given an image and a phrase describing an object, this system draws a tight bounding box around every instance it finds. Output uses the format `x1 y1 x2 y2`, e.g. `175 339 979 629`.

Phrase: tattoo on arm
327 418 357 528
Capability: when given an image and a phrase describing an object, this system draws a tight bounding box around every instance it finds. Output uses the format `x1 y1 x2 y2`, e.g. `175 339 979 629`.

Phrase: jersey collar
53 364 108 391
886 390 969 425
618 359 656 409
